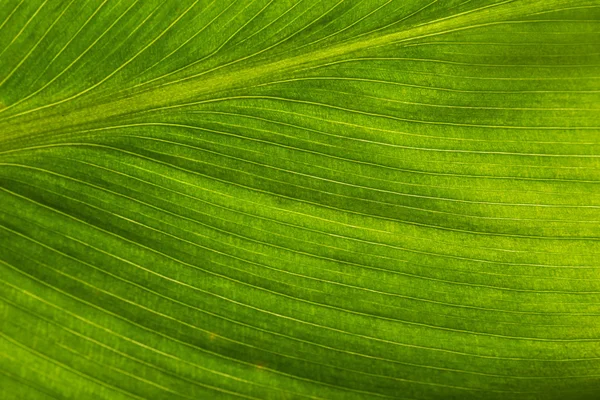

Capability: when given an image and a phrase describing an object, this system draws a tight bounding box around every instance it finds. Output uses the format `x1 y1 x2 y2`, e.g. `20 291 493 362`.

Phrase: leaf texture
1 1 600 399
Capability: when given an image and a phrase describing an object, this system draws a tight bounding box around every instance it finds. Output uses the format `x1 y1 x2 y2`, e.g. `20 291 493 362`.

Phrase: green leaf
1 1 600 399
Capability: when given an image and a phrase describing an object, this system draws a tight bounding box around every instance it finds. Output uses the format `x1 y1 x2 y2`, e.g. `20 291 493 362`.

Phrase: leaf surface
1 1 600 399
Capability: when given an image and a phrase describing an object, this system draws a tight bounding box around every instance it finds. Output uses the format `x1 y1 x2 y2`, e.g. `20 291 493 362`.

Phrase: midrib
0 0 589 153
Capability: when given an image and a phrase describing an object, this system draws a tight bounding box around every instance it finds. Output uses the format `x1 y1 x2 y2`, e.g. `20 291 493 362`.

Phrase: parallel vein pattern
1 1 599 399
